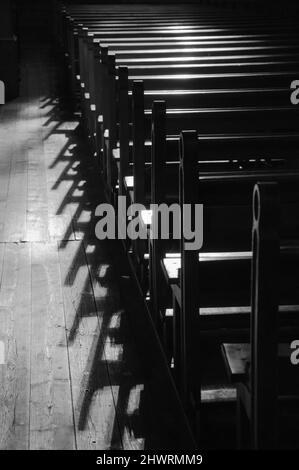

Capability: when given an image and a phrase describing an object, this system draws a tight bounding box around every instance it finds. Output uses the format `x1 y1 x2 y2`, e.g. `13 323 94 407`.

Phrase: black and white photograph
0 0 299 458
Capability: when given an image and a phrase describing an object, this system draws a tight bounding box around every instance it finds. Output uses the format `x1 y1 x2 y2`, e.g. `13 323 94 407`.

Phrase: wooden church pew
114 80 292 272
78 21 298 139
72 18 299 119
66 5 298 29
68 7 299 152
148 105 299 329
100 66 299 197
64 5 291 24
165 132 299 437
87 42 299 115
125 97 299 208
116 74 291 196
115 83 296 203
79 33 299 89
222 182 299 449
74 29 299 172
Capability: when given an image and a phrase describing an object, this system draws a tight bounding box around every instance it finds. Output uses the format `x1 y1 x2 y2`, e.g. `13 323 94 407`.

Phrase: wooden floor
0 43 194 450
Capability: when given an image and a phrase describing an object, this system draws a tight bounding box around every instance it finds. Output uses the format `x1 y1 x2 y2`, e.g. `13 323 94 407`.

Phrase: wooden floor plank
0 158 13 242
23 62 55 243
26 135 49 242
44 131 77 242
0 104 28 243
30 242 75 450
0 242 31 450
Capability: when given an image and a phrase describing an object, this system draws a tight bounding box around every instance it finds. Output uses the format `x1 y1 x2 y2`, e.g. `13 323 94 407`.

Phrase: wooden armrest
162 251 252 283
222 343 292 384
222 343 250 384
140 209 152 226
162 257 180 283
124 175 133 190
112 148 120 160
202 387 236 403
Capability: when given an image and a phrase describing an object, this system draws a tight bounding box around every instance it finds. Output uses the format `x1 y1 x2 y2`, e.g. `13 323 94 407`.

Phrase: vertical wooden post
251 182 279 449
94 47 107 165
179 131 200 430
150 101 166 330
118 67 129 196
151 101 166 208
132 80 145 206
105 54 116 191
65 18 77 101
78 27 89 134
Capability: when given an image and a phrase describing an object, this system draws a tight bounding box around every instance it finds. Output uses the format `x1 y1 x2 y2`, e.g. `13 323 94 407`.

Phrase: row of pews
58 2 299 449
